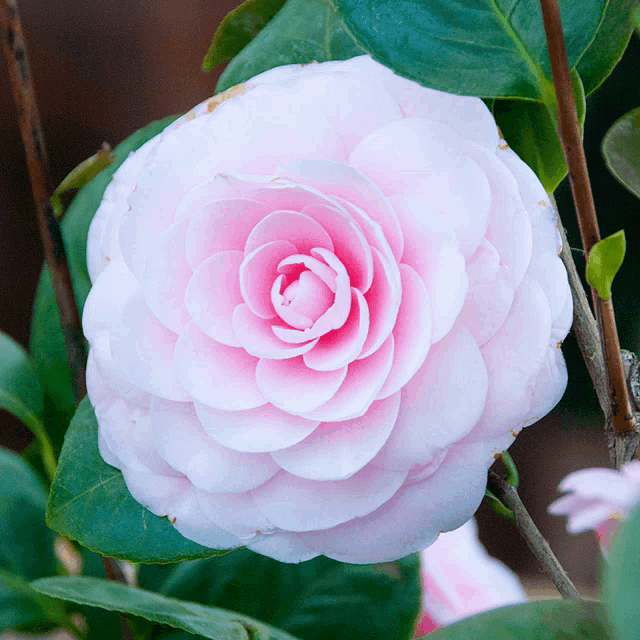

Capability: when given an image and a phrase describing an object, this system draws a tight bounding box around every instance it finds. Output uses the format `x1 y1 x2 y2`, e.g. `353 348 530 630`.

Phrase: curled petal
195 401 320 453
270 392 401 481
185 251 244 347
247 532 319 563
252 464 407 532
175 321 265 410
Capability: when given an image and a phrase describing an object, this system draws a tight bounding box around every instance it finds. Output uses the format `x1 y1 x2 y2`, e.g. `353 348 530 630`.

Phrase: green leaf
0 449 64 631
575 0 637 96
31 577 302 640
51 144 114 219
140 550 421 640
420 600 611 640
29 115 178 453
0 332 56 480
47 397 221 563
602 107 640 199
202 0 287 71
586 230 626 301
604 504 640 639
329 0 605 100
217 0 364 93
493 70 586 192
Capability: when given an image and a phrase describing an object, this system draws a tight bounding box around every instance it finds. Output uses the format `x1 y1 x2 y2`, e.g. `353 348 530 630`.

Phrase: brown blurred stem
539 0 635 439
487 470 581 600
1 0 86 403
103 558 134 640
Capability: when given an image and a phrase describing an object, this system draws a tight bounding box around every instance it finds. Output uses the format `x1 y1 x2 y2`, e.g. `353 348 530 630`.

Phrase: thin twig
539 0 634 436
103 558 134 640
487 470 581 600
1 0 86 403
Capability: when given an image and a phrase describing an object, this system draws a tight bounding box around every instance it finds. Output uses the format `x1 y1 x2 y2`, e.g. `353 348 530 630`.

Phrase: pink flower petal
358 247 402 359
373 327 488 471
270 392 400 481
185 199 273 269
196 488 276 540
299 442 489 563
299 335 394 423
251 464 407 532
377 264 431 399
247 532 319 563
149 397 279 493
303 287 369 371
185 250 244 347
110 292 189 401
174 321 265 410
255 356 347 414
240 240 297 319
272 271 334 329
523 345 568 427
232 303 319 359
194 400 320 453
273 249 352 344
244 209 334 256
277 158 404 261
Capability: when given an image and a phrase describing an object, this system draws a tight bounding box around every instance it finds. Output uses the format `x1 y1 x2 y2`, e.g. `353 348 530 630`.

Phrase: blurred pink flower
415 519 527 635
548 460 640 554
83 55 572 564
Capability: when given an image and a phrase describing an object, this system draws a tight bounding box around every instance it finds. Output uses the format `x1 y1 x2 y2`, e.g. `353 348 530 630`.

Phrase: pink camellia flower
549 461 640 554
415 519 527 635
83 55 572 564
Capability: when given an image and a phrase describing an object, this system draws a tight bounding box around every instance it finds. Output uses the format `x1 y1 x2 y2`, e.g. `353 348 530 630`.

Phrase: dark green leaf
604 503 640 639
51 144 114 219
217 0 364 93
0 449 64 631
329 0 604 100
31 577 302 640
575 0 637 96
420 600 611 640
141 550 422 640
47 397 221 563
29 115 178 453
202 0 287 71
586 230 626 301
602 106 640 199
0 332 56 479
493 70 586 192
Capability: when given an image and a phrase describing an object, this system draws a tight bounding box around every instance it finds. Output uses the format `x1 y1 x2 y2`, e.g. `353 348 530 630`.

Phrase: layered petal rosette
83 55 572 564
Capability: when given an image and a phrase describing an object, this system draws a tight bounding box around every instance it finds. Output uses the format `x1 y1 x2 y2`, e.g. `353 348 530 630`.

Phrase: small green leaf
604 503 640 639
31 577 302 640
602 107 640 199
51 144 114 218
217 0 364 93
586 230 626 301
500 451 519 488
483 489 515 522
493 70 586 192
0 449 63 631
0 332 55 480
47 397 221 563
30 116 179 452
202 0 287 71
420 600 611 639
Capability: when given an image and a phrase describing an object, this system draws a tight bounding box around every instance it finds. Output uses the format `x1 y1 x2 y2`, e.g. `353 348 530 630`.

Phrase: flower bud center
281 270 333 324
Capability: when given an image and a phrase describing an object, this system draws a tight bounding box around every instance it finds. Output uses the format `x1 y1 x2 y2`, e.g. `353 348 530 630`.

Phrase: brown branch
487 470 581 600
1 0 86 404
103 558 134 640
539 0 634 436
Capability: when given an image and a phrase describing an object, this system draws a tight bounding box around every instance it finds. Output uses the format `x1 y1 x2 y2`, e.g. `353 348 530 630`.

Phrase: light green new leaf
586 230 626 301
217 0 364 93
604 503 640 639
0 449 66 632
31 577 301 640
202 0 287 71
602 107 640 199
47 397 222 563
419 599 611 639
30 116 178 453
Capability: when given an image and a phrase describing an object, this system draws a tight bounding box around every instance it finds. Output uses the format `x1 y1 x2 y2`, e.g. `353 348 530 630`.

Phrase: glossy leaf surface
602 107 640 199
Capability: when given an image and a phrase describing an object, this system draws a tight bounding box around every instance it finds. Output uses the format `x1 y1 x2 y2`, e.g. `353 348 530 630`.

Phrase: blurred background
1 0 639 600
